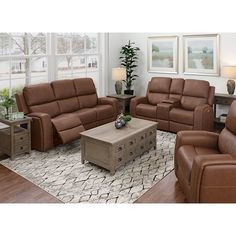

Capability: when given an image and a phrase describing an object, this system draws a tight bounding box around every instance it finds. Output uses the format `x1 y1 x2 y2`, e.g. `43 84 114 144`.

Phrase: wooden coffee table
80 118 157 175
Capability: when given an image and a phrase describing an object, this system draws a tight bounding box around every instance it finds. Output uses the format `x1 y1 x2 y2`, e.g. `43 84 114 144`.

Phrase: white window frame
0 33 106 96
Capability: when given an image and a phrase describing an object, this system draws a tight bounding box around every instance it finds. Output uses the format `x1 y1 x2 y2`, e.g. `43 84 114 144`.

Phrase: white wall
108 33 236 116
108 33 128 94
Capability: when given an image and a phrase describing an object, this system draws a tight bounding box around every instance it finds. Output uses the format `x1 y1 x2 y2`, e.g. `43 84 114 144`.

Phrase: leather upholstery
51 80 80 113
175 100 236 202
74 78 98 108
130 77 215 132
16 78 119 151
136 104 157 118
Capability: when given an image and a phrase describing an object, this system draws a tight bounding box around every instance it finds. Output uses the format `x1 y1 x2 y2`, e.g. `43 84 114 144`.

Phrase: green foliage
120 114 132 122
119 41 140 90
0 88 16 115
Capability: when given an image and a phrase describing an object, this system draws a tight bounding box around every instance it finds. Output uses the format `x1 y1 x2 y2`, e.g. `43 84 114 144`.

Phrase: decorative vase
124 89 134 95
115 119 123 129
115 81 122 95
227 79 235 95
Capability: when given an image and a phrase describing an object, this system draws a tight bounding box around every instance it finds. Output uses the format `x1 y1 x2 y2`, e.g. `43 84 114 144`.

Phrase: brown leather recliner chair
175 100 236 203
16 78 119 152
130 77 215 132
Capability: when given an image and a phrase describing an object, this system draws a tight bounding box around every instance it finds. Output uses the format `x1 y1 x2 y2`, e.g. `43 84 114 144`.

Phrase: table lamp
112 68 126 95
222 66 236 95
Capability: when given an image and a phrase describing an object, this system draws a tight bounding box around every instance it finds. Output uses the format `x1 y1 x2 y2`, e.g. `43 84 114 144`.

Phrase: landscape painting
148 36 178 73
183 34 219 76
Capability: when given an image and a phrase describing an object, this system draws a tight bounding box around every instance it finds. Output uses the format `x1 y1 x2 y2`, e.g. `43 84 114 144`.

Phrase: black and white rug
0 131 176 203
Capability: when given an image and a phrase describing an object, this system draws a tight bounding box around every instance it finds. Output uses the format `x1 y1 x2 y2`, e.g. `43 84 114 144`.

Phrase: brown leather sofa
130 77 215 132
175 100 236 203
16 78 119 151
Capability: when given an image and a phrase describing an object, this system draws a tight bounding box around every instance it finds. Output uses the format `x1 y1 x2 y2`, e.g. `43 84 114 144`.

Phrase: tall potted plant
119 41 140 95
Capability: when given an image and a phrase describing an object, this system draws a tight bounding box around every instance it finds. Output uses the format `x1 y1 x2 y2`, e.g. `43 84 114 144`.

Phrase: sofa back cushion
180 79 209 111
23 83 60 117
218 100 236 155
147 77 171 105
74 78 98 108
23 83 55 106
51 79 79 113
169 78 184 100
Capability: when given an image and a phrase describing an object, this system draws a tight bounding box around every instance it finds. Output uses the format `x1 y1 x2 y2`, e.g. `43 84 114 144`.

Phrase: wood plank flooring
0 157 62 203
135 170 187 203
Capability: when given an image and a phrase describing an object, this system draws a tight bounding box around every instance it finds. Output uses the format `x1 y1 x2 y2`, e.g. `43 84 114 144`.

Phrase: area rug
0 131 176 203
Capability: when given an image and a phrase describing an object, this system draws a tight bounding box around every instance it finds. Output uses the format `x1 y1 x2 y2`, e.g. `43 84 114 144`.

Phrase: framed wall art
183 34 220 76
147 36 178 73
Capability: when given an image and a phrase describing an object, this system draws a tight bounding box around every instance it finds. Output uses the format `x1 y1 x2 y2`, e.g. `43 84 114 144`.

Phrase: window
55 33 100 90
0 33 48 95
0 32 102 97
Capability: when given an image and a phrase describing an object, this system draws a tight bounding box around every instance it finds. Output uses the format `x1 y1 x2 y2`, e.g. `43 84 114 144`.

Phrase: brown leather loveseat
175 100 236 202
130 77 215 132
16 78 119 151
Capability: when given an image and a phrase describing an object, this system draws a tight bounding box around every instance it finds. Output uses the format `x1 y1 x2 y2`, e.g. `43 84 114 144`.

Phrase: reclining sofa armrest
27 112 53 152
175 130 219 153
194 104 214 131
130 96 148 117
190 154 236 202
174 130 219 175
98 97 120 116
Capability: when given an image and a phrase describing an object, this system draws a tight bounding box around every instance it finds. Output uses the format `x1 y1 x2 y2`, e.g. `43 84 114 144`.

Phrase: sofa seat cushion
51 113 84 144
177 145 220 182
136 104 157 119
170 108 194 125
95 105 115 120
75 108 97 125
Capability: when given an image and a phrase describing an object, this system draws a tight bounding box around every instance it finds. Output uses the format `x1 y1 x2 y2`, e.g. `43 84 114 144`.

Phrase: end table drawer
14 133 29 144
14 144 29 155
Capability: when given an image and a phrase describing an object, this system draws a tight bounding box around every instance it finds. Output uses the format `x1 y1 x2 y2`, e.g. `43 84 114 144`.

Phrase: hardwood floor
135 170 187 203
0 157 62 203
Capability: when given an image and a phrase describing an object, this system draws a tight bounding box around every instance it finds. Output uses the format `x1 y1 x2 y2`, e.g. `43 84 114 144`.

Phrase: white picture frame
183 34 220 76
147 36 178 73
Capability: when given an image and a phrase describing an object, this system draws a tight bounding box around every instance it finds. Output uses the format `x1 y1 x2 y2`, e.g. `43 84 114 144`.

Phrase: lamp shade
112 68 126 81
221 66 236 78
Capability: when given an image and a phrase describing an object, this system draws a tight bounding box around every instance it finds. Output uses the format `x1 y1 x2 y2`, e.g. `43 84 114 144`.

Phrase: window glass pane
57 37 71 54
11 34 28 56
30 57 47 84
0 33 10 56
72 56 86 77
57 56 72 78
31 36 46 55
85 33 98 53
0 59 10 81
72 35 85 54
11 58 26 81
87 55 98 70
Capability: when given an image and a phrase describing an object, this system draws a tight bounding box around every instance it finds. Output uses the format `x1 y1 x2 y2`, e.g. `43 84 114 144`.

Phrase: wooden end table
107 94 135 114
214 93 236 129
0 116 32 160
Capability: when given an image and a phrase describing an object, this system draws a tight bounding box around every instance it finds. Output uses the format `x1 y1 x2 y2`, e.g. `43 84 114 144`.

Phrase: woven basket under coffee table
80 118 157 175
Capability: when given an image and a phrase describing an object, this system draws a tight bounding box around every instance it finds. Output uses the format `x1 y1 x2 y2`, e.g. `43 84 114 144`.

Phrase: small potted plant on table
0 88 15 119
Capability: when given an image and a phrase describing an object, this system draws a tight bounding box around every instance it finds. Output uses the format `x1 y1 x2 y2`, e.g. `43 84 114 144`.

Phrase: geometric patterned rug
0 131 176 203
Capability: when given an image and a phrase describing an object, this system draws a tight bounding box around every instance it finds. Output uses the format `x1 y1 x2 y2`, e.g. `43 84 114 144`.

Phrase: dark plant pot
124 90 134 95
